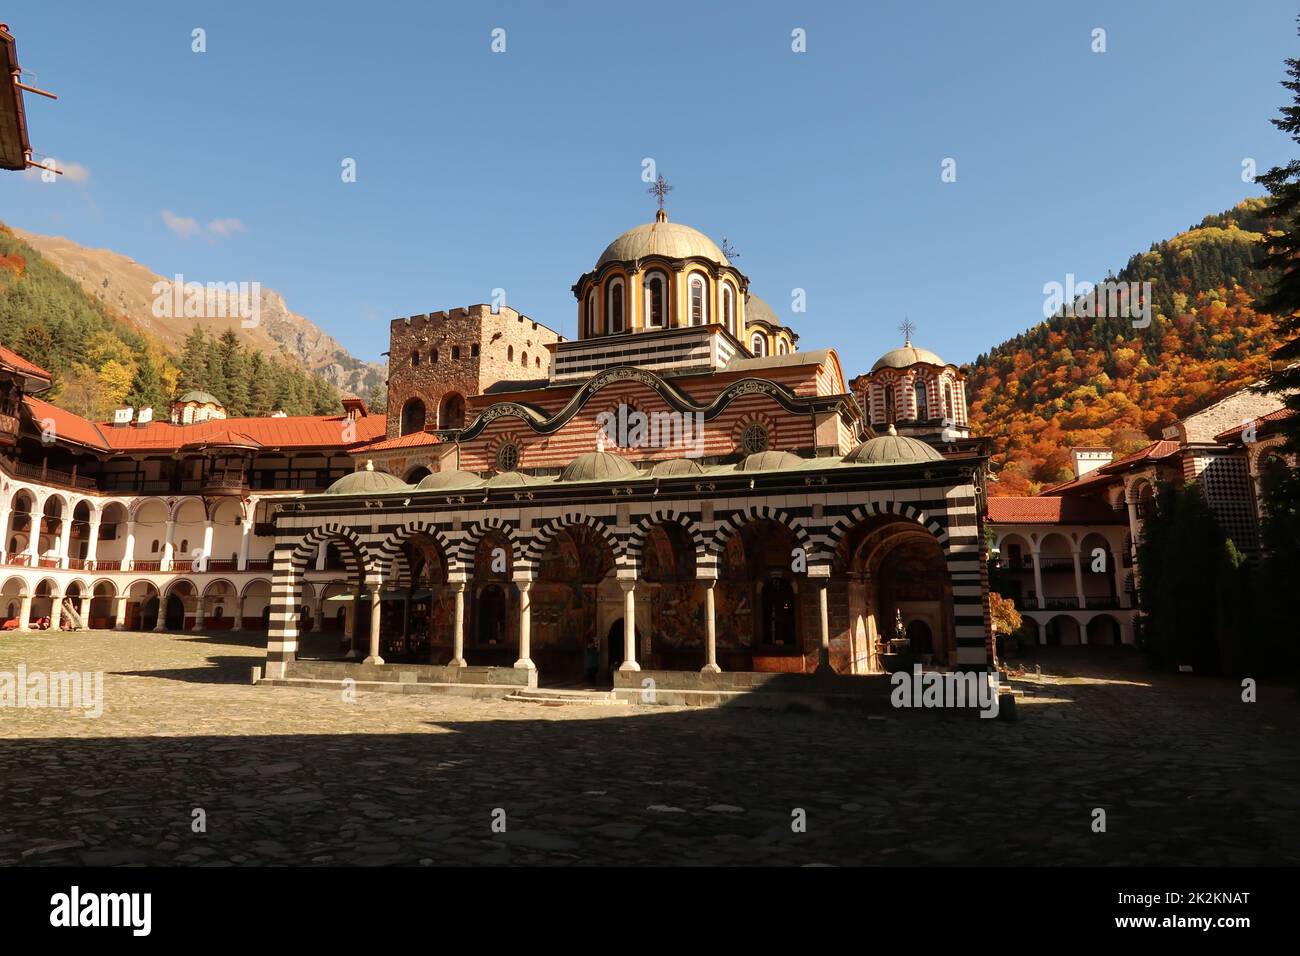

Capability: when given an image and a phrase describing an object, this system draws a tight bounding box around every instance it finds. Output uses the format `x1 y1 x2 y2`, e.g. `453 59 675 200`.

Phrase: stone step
505 687 624 706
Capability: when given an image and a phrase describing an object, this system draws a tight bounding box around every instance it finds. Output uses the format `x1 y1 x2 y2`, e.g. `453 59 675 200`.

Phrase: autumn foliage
968 199 1283 496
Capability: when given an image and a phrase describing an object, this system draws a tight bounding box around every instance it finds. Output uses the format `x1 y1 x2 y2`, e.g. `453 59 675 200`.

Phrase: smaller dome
736 450 806 472
416 470 482 492
326 460 409 495
177 390 222 405
650 457 705 478
844 431 944 465
484 471 536 489
560 451 641 482
745 294 781 328
871 344 947 372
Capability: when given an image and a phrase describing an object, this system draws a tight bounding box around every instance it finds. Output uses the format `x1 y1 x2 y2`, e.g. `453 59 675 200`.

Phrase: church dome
844 430 944 465
415 470 482 492
484 471 537 489
745 294 780 327
650 457 705 478
560 451 641 482
177 390 222 406
871 343 947 371
596 212 729 268
325 460 409 495
736 450 806 472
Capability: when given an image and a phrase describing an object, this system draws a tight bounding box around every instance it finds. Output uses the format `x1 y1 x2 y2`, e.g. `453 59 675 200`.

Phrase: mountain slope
10 226 386 397
968 198 1283 495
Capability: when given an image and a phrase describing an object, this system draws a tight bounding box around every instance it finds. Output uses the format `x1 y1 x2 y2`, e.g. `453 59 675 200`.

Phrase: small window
750 333 767 357
151 540 160 553
521 351 528 367
742 423 770 456
452 345 461 360
180 539 189 553
777 338 789 355
914 380 929 420
496 442 521 472
689 274 708 326
586 290 599 336
471 343 480 358
411 350 420 367
508 345 514 361
431 348 439 363
721 283 735 334
535 356 541 368
944 382 954 419
644 272 667 328
607 278 626 333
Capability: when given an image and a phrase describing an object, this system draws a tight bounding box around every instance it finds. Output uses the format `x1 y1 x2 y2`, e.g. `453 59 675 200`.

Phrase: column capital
618 578 636 593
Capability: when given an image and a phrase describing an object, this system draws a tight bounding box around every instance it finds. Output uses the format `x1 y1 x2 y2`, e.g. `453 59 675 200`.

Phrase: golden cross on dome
898 318 915 346
647 175 673 212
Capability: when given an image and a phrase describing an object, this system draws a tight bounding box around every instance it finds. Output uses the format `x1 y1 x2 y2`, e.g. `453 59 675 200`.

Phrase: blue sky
1 0 1296 373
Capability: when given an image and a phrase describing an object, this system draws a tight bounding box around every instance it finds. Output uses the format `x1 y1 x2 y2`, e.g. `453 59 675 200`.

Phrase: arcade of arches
279 513 960 680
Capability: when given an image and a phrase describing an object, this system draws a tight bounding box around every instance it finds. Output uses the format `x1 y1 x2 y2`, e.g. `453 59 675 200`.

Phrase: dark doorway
906 619 933 656
477 584 507 646
605 619 627 679
761 578 797 646
142 596 159 630
164 594 185 630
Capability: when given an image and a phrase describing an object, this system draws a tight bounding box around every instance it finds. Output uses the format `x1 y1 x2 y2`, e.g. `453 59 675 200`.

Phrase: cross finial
898 318 915 346
647 175 673 216
719 236 739 260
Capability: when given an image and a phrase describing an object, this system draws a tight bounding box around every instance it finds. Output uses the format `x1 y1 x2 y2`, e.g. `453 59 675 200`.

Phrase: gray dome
871 344 947 372
326 461 409 495
484 471 536 489
596 214 729 268
650 457 705 478
744 294 781 328
736 450 806 472
844 434 944 465
415 470 482 492
177 390 222 406
560 451 640 482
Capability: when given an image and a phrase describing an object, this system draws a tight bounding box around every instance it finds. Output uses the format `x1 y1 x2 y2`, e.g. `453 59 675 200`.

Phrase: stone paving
1 629 1297 866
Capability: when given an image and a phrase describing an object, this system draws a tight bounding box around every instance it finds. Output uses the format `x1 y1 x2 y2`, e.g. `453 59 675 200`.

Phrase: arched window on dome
689 273 709 326
607 277 626 333
721 282 736 335
943 382 954 420
884 381 896 425
750 332 768 357
777 336 789 356
585 290 598 337
914 379 929 420
644 271 668 328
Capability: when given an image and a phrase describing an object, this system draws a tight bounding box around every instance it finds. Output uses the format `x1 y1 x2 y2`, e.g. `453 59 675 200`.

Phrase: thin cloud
161 209 201 239
23 158 91 184
207 218 245 238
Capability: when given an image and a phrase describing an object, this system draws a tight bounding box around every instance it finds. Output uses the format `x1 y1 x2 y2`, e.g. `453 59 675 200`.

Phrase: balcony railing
1084 597 1123 609
244 559 272 571
1041 597 1081 610
1037 557 1076 572
5 459 98 491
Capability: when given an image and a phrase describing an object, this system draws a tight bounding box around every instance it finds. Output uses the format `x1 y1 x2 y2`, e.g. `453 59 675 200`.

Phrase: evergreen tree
177 327 208 395
1255 16 1300 454
124 348 165 413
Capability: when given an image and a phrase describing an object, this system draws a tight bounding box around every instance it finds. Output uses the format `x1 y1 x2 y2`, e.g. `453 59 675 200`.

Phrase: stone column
700 578 720 673
237 520 251 570
1030 548 1044 610
315 545 327 571
236 595 246 631
18 593 32 630
514 577 535 673
346 586 361 658
58 514 73 568
50 586 63 630
77 594 89 627
619 578 639 672
27 516 40 565
1072 549 1086 610
153 592 166 631
123 519 136 572
114 595 128 630
364 587 384 664
814 576 832 673
200 520 214 571
450 580 467 667
85 512 101 568
161 518 176 571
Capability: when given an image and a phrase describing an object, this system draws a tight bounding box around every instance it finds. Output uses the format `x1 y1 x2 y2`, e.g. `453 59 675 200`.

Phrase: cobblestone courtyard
1 629 1297 866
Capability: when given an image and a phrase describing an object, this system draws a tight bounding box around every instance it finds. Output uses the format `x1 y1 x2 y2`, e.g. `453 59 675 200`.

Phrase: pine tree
177 327 208 395
1255 16 1300 453
124 349 165 412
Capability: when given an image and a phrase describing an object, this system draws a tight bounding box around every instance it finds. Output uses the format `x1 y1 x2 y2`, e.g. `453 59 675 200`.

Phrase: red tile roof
1045 440 1181 494
987 496 1126 525
1214 408 1296 444
357 430 443 452
20 396 385 453
0 344 51 382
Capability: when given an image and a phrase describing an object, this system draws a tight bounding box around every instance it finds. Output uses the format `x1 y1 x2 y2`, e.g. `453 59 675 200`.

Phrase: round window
741 423 769 455
496 442 520 472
